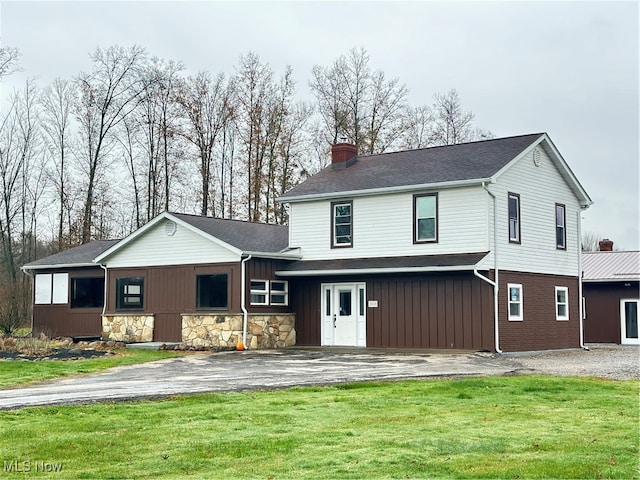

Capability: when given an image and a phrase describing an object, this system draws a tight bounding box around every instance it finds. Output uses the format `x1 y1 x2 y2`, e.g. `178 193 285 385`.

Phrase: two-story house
23 133 592 352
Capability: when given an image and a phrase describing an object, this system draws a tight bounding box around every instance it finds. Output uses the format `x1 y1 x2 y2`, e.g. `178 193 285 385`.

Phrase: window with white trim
250 280 269 305
249 279 289 306
34 273 69 305
270 281 288 306
555 286 569 321
508 283 523 321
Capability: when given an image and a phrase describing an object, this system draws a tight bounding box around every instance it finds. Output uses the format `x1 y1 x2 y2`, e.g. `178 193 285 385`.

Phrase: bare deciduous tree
74 45 147 243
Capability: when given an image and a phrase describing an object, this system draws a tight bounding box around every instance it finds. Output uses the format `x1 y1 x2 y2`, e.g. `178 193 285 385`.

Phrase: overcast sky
1 1 638 250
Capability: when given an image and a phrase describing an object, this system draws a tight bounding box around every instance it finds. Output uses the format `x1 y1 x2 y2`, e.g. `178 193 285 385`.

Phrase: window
507 283 523 321
555 204 566 250
71 277 104 309
34 273 68 305
116 277 144 310
332 201 353 247
35 274 53 304
250 280 268 305
508 193 521 243
270 281 288 306
555 286 569 321
414 193 438 243
250 280 289 306
196 274 228 309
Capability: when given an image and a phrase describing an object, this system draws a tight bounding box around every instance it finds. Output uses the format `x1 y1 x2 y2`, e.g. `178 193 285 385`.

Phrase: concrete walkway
0 349 518 410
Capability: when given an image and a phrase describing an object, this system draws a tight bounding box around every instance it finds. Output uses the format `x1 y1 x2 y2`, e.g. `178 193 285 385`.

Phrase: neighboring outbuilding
583 240 639 345
23 132 593 352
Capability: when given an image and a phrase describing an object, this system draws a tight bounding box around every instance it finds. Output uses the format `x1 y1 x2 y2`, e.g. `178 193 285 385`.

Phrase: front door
321 283 366 346
620 299 639 345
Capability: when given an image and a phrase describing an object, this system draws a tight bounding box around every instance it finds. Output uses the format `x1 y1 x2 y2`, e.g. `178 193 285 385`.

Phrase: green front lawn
0 349 184 389
1 376 637 479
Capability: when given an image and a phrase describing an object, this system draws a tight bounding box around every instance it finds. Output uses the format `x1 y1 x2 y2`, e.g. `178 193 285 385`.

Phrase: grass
0 376 637 478
0 348 184 389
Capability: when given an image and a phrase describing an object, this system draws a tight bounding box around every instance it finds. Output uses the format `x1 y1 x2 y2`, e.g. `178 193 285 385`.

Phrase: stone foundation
102 315 155 343
181 314 295 349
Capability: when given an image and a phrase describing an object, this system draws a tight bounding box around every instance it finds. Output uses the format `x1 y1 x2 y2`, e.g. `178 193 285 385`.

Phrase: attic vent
533 148 542 167
164 220 177 236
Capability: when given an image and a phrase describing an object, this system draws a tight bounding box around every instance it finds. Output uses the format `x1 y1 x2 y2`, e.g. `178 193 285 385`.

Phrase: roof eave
275 264 478 277
22 262 98 271
278 178 489 204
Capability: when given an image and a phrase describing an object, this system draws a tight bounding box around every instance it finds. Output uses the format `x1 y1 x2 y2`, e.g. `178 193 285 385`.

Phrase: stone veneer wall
102 315 155 343
181 313 295 349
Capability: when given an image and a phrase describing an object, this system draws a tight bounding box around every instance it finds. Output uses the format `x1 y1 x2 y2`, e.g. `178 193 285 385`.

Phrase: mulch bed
0 348 114 361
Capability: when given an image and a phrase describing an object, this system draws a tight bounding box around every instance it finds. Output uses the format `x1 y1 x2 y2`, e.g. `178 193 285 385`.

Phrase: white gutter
577 208 589 350
99 264 108 317
240 254 252 349
482 182 502 353
22 262 98 271
276 264 478 277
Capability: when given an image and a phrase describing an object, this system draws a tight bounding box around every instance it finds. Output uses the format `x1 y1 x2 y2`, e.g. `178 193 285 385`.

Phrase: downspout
241 254 252 349
577 208 589 350
99 264 108 317
482 182 502 353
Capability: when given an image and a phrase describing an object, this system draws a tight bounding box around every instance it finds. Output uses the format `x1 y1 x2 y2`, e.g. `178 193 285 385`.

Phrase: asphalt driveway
0 345 637 410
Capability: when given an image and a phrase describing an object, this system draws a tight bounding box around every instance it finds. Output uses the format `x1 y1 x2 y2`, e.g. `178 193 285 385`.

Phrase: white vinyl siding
288 186 488 261
489 145 581 276
105 220 240 268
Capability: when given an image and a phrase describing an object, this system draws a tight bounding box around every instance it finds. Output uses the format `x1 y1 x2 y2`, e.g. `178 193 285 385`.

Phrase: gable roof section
95 212 292 264
22 239 120 271
278 133 592 207
582 251 640 282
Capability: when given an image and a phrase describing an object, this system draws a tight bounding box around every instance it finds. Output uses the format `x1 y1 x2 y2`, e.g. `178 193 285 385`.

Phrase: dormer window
332 201 353 248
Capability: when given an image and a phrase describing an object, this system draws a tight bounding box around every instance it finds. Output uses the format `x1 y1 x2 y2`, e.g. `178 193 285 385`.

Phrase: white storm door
620 299 639 345
321 283 366 346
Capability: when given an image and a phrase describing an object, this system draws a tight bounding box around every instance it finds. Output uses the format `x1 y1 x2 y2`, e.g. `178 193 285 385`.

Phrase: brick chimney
331 142 358 169
598 239 614 251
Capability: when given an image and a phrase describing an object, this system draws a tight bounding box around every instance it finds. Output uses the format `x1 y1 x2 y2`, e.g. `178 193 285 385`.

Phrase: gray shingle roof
171 213 289 253
280 133 545 200
276 252 489 275
22 239 120 270
582 251 640 282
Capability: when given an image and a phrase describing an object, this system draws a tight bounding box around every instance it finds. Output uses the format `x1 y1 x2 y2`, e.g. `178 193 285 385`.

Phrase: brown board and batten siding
32 266 105 338
291 272 494 350
583 281 639 344
498 271 580 352
245 258 296 315
366 273 494 350
105 263 242 342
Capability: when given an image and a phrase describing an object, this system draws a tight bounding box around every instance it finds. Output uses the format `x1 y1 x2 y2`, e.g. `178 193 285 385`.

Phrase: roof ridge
169 211 287 228
355 132 546 160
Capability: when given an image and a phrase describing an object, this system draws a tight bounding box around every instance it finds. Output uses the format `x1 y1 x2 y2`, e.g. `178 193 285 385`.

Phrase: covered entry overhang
275 252 490 277
277 253 495 350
